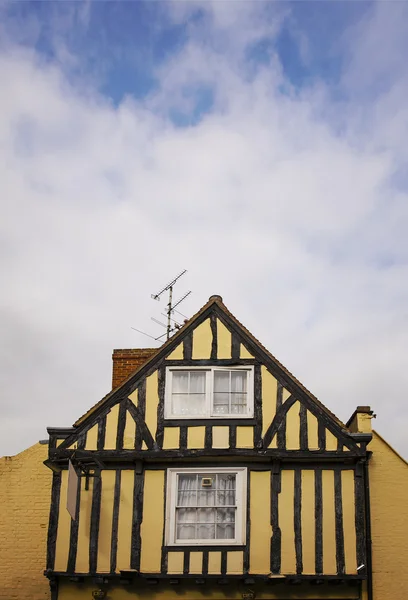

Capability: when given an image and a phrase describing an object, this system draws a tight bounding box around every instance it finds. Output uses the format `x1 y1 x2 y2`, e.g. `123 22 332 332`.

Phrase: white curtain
172 371 206 416
213 370 247 415
176 474 236 541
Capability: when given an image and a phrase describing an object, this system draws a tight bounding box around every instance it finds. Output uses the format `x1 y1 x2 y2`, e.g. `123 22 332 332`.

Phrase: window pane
213 392 229 414
177 507 196 523
216 507 235 523
216 523 235 539
197 524 215 539
217 474 236 491
214 371 229 392
190 372 206 393
231 393 247 414
172 393 206 416
171 371 207 416
231 371 247 393
177 524 196 540
197 490 215 506
172 371 189 393
217 490 236 505
178 474 197 506
197 508 215 523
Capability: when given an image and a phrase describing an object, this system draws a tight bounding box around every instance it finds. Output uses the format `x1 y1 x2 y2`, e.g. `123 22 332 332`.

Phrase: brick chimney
112 348 157 389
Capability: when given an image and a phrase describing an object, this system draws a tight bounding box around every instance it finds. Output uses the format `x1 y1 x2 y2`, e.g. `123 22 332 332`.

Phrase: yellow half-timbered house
44 295 380 600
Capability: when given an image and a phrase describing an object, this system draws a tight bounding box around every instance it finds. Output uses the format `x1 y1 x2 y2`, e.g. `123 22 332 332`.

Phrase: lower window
166 467 247 546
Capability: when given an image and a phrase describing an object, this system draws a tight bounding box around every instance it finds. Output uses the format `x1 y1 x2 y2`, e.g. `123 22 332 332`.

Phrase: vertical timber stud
318 421 326 451
294 468 303 575
231 331 240 360
315 467 323 574
67 475 81 573
183 551 190 575
161 470 168 574
254 364 262 448
89 471 102 573
136 381 146 450
97 415 106 450
110 470 121 573
131 463 145 571
156 365 166 449
270 462 281 574
229 425 237 449
299 404 308 450
221 550 228 575
46 472 62 571
179 427 188 450
202 550 209 575
354 462 366 573
276 382 283 411
183 331 192 360
116 403 127 450
334 468 345 575
205 426 212 450
77 433 86 450
210 313 217 360
276 383 285 449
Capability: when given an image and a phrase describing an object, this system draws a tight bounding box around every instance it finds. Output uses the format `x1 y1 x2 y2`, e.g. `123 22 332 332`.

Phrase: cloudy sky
1 1 407 458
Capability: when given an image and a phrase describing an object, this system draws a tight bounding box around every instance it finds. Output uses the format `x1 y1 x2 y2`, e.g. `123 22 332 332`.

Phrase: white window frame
164 366 254 419
166 467 247 547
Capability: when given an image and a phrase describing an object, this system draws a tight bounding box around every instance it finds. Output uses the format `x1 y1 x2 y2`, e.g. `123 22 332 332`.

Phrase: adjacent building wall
369 430 408 600
0 442 52 600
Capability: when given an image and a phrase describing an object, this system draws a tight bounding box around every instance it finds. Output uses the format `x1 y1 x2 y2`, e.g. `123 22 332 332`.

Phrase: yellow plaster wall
116 470 134 571
104 404 120 449
75 478 93 573
236 426 253 448
322 470 336 574
0 442 52 600
212 426 229 448
97 470 116 573
369 431 408 600
217 318 232 359
187 426 205 449
140 470 165 572
307 411 319 450
163 427 180 449
123 411 136 449
285 401 300 450
167 343 183 360
261 366 277 436
249 471 271 573
192 319 212 359
301 469 315 574
85 424 98 450
342 470 357 574
240 344 254 359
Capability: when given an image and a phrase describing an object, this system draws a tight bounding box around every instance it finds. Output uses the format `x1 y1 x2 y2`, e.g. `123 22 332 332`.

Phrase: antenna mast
151 270 191 340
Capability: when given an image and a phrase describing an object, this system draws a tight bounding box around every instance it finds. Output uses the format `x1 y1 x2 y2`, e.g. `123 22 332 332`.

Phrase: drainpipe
363 456 373 600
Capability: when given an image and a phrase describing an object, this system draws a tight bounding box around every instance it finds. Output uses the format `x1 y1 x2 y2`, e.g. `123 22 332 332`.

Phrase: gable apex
72 295 348 437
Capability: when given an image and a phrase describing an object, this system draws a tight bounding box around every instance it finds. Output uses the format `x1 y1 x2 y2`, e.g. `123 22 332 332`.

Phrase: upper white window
164 367 254 419
166 467 247 546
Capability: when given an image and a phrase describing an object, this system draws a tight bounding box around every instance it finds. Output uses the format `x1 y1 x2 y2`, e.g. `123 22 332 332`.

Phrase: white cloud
0 2 407 458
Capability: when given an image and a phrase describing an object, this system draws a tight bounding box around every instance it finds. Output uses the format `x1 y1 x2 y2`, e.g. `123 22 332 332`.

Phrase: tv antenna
131 270 191 343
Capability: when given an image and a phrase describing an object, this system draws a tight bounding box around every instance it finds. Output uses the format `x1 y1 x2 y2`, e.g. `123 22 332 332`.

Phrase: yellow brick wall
369 431 408 600
0 442 52 600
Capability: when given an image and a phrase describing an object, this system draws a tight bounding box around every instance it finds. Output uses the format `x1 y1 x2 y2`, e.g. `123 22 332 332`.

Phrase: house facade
40 295 406 600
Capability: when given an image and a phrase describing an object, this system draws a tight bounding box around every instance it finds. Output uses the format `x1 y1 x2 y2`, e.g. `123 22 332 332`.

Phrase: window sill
165 544 246 550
